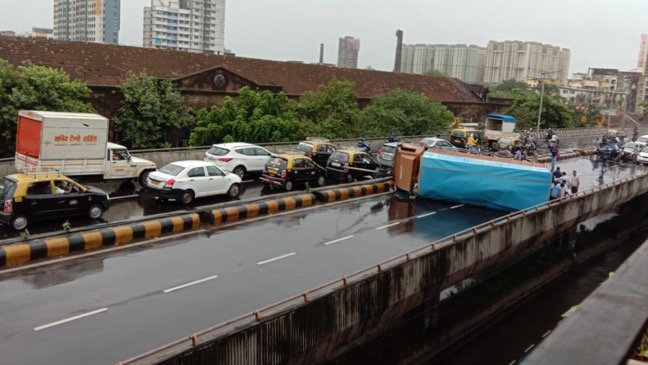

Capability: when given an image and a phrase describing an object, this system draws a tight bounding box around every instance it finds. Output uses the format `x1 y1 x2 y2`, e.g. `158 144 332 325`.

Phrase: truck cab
483 114 517 150
105 142 157 185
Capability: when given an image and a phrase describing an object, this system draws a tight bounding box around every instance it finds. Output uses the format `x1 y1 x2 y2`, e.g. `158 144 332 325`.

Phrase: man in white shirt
569 170 580 194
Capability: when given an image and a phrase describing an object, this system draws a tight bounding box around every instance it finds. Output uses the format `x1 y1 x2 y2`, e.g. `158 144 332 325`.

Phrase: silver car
420 137 458 151
376 142 398 167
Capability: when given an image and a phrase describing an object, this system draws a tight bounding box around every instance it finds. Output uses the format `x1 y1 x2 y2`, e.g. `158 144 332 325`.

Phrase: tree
506 91 575 130
0 62 95 157
424 69 447 77
293 79 361 139
489 79 530 98
114 73 192 148
189 86 301 146
361 89 454 137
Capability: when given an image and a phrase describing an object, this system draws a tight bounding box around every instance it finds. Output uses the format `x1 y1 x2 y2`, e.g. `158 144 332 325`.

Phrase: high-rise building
53 0 120 44
143 0 225 54
484 40 570 84
637 34 648 74
337 36 360 68
400 44 486 84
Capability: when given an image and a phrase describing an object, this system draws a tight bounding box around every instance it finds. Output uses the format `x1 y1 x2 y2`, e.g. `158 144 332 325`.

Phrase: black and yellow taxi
0 173 110 231
260 154 327 191
497 136 523 152
295 138 337 167
326 148 379 182
450 129 482 148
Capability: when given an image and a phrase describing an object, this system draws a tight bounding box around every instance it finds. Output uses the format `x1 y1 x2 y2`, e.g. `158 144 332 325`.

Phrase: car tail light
218 157 233 162
378 149 383 155
164 179 176 188
3 199 12 214
281 170 287 178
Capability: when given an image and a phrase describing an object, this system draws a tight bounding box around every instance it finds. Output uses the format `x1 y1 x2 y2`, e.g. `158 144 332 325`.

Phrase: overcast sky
1 0 647 75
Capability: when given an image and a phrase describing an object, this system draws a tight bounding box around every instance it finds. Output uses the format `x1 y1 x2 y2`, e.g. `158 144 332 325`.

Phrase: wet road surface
0 195 505 365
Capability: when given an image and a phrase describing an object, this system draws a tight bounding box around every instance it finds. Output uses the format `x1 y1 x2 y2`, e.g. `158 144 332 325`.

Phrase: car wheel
89 204 104 219
11 215 29 231
346 174 353 183
284 181 294 191
181 190 194 204
233 166 246 179
316 175 326 187
139 170 153 187
228 183 241 198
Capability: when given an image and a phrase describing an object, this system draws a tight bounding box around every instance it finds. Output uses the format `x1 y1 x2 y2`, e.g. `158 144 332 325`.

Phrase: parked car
0 173 110 231
294 138 337 167
146 160 241 204
622 141 646 161
326 149 378 182
635 146 648 165
376 142 398 167
204 142 272 178
420 137 459 151
260 154 327 191
450 129 482 148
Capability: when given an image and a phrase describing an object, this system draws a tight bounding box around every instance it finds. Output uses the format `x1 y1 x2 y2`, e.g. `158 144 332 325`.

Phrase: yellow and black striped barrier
0 213 200 268
314 181 394 203
200 193 316 225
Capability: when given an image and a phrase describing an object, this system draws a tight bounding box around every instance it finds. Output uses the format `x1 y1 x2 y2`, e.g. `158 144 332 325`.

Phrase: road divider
199 193 316 225
314 180 394 203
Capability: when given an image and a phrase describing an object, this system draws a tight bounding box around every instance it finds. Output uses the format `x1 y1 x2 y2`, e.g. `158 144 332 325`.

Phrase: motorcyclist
387 134 398 143
466 133 478 152
357 138 371 154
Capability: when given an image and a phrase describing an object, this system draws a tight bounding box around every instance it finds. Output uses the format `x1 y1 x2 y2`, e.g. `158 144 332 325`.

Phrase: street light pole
536 77 545 140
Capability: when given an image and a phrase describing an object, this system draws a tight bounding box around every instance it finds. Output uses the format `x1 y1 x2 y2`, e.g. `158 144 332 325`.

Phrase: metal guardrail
116 171 647 365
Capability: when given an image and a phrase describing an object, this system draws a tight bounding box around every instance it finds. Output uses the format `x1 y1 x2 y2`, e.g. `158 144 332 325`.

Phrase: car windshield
296 143 313 153
266 157 288 169
207 146 230 156
381 145 396 154
0 178 16 200
451 131 465 138
159 163 185 176
330 151 349 163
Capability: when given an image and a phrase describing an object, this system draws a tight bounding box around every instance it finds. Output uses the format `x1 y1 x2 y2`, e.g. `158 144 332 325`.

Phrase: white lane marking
163 275 219 293
416 211 437 219
323 235 354 246
34 308 108 331
524 344 535 353
375 222 401 230
450 204 464 209
542 330 552 338
257 252 296 266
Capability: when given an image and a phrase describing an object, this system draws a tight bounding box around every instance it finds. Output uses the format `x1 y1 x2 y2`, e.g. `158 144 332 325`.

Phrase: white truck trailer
14 110 156 185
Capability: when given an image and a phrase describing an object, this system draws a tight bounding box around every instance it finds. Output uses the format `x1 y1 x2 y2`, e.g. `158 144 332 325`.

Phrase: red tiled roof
0 37 479 102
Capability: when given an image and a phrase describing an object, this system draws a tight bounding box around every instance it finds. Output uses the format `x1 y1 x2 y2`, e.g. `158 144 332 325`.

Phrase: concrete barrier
314 181 394 203
0 213 201 268
200 193 316 225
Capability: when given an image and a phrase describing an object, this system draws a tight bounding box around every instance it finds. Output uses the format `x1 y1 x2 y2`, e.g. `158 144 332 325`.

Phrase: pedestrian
467 133 477 152
570 170 580 194
560 171 569 185
552 166 562 183
549 182 564 200
549 145 559 172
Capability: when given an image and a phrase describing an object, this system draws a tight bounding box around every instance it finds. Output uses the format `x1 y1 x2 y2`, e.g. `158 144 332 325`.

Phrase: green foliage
424 69 447 77
293 79 361 139
190 86 301 146
114 73 192 148
361 89 453 136
506 90 575 130
489 79 530 98
0 62 95 157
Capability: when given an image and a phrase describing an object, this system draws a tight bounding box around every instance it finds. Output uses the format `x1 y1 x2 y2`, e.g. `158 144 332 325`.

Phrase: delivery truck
14 110 157 185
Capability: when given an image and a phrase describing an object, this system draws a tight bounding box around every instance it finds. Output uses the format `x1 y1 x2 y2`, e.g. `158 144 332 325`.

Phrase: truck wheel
181 190 194 204
139 170 153 187
11 215 29 231
233 166 246 179
227 183 241 198
89 204 104 219
316 175 326 187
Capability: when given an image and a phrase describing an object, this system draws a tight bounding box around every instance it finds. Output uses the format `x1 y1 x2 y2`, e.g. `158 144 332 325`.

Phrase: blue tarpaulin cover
418 151 552 212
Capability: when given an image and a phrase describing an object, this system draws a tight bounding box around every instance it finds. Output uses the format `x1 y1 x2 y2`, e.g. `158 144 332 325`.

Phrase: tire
88 204 104 219
227 183 241 198
233 166 246 179
316 175 326 187
180 190 194 204
11 215 29 231
284 181 294 191
346 174 354 183
139 170 153 187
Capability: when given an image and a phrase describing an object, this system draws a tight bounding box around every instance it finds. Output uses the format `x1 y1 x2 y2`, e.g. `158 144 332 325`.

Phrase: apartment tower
400 44 486 84
638 34 648 74
484 40 570 84
337 36 360 68
53 0 120 44
143 0 226 54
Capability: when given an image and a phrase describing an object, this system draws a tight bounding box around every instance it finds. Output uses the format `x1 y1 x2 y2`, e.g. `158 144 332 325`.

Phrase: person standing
549 145 559 172
570 170 580 194
467 133 477 152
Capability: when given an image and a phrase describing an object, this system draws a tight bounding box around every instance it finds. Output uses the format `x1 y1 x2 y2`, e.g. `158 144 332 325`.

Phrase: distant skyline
1 0 647 76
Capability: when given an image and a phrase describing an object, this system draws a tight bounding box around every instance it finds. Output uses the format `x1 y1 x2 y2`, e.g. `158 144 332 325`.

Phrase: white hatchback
204 142 272 178
146 160 242 204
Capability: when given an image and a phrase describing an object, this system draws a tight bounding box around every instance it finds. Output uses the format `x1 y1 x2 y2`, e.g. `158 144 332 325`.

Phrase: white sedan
146 160 242 204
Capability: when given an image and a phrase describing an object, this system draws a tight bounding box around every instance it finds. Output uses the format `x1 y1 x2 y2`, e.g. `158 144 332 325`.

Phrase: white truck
14 110 157 185
483 114 520 150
